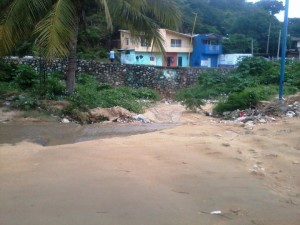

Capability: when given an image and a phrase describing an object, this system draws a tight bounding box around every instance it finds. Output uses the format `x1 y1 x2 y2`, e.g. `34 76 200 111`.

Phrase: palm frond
34 0 77 58
95 0 113 31
112 0 180 54
146 0 181 30
0 0 51 55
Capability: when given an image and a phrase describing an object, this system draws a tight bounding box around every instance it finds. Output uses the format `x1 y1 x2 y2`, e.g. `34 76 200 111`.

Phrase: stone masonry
4 58 231 96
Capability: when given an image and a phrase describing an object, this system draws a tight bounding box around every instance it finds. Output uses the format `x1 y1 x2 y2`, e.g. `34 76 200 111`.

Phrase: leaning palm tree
0 0 181 93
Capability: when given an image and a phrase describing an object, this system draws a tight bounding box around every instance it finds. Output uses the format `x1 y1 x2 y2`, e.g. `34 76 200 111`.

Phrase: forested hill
175 0 300 55
59 0 300 58
1 0 299 59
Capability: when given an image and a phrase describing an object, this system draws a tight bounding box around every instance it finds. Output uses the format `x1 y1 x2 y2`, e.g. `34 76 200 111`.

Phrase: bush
115 86 160 101
14 64 39 90
176 57 296 112
13 95 40 110
213 89 259 114
286 62 300 88
237 56 273 77
70 74 160 113
175 85 205 111
196 70 229 97
213 85 278 114
0 60 18 82
42 72 66 99
0 82 18 96
175 70 231 110
237 57 279 85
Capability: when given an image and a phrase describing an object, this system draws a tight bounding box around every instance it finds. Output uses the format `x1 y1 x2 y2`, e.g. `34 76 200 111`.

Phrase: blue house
190 34 223 68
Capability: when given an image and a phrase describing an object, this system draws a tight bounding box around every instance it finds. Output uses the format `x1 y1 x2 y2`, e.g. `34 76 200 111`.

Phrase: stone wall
5 58 231 96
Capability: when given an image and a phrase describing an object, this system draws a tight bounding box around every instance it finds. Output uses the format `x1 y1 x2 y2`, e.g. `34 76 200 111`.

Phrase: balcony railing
202 44 222 54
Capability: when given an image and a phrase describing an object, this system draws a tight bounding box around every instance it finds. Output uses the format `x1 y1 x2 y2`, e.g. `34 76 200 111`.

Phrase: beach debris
61 118 70 123
210 210 222 215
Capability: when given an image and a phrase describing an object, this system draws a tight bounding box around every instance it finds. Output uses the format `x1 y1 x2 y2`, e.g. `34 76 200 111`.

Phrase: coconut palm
0 0 181 93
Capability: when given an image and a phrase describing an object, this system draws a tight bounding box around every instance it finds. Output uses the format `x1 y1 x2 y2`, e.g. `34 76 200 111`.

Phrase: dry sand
0 103 300 225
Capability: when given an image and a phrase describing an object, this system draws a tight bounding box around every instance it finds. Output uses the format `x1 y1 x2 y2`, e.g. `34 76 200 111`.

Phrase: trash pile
112 114 151 123
217 97 299 128
61 106 152 124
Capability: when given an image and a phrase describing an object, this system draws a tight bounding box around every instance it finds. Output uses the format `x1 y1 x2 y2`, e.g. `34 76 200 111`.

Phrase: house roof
194 33 222 40
119 29 192 38
164 29 192 38
291 37 300 41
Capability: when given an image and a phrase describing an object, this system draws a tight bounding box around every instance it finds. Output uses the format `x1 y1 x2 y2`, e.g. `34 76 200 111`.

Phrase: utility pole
279 0 289 101
251 39 254 55
188 12 197 67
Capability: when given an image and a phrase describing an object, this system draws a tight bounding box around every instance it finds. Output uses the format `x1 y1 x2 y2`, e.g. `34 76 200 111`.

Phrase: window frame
171 39 182 47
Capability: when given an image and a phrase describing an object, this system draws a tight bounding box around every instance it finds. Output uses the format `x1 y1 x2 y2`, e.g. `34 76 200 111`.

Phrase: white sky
246 0 300 21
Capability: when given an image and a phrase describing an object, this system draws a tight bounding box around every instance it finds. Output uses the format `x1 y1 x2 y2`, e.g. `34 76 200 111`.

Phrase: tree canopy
0 0 181 93
1 0 299 58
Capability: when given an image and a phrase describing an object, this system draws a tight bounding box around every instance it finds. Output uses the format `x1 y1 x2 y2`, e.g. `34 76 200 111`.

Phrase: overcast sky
246 0 300 21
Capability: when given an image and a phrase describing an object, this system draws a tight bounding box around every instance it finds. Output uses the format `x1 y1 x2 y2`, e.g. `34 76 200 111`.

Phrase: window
150 56 155 61
125 38 129 45
171 39 182 47
141 38 150 47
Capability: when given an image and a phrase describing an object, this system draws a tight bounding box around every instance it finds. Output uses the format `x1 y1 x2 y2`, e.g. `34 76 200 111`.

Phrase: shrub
13 95 39 110
42 72 66 99
237 56 273 77
176 57 291 112
175 85 205 111
213 89 259 114
70 74 159 113
237 57 279 85
0 60 18 82
115 86 160 101
213 85 278 114
286 62 300 88
0 82 18 96
14 64 39 90
77 73 98 85
196 70 229 97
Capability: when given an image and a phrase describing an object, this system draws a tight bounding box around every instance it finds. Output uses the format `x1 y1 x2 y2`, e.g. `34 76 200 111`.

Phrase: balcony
202 44 222 54
165 44 192 53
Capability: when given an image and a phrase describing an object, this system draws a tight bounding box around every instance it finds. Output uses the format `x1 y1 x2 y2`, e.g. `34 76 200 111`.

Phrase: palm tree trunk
66 16 79 94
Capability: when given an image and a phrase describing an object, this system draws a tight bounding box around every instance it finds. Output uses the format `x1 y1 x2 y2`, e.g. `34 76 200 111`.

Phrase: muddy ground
0 103 300 225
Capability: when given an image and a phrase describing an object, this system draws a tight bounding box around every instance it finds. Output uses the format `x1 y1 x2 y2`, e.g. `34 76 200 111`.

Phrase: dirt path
0 103 300 225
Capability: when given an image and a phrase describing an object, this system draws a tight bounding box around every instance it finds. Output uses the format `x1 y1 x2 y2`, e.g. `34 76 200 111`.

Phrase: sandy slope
0 103 300 225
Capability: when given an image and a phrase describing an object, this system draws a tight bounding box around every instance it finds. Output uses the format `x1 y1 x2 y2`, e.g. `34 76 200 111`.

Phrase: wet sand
0 122 177 146
0 104 300 225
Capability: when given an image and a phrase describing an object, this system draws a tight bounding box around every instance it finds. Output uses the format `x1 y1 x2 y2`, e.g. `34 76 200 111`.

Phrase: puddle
0 121 177 146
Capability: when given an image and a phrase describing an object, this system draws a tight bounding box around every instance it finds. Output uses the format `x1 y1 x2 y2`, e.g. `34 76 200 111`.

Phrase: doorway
178 56 183 67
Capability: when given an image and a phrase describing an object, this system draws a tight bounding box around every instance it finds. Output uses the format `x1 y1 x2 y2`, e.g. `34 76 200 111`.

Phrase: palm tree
0 0 181 93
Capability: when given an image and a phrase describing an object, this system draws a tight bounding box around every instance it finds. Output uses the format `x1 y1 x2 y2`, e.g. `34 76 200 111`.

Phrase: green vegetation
2 1 300 65
176 57 300 115
0 62 160 123
0 0 181 94
68 74 159 113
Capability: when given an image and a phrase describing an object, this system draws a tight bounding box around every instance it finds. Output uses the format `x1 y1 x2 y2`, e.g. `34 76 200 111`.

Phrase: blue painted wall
120 51 163 66
190 35 222 68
